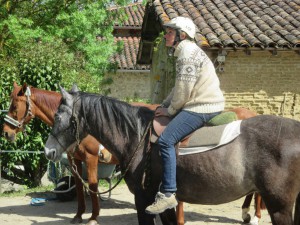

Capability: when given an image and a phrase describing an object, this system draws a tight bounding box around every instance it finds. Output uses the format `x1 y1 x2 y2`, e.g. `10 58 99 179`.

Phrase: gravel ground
0 183 272 225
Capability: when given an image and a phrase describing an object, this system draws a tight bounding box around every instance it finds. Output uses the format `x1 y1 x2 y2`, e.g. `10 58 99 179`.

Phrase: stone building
137 0 300 119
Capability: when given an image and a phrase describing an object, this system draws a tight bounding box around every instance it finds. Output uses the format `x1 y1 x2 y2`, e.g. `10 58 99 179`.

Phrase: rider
145 16 225 214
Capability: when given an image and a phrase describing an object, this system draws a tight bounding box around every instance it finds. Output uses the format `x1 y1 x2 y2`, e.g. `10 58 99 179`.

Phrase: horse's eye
54 114 61 121
70 117 76 125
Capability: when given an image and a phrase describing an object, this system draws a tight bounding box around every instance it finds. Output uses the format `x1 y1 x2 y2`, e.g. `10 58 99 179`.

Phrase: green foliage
0 0 131 188
0 42 60 187
0 0 130 81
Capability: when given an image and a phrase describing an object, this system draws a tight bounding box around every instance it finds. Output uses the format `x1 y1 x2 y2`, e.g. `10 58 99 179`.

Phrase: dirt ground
0 184 272 225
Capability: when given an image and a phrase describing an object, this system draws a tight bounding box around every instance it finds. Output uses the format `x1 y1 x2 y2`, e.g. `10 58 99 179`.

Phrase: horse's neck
85 98 149 165
31 89 61 126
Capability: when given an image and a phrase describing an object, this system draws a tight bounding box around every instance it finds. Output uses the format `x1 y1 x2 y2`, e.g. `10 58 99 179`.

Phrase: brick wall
219 51 300 120
107 71 151 100
107 50 300 121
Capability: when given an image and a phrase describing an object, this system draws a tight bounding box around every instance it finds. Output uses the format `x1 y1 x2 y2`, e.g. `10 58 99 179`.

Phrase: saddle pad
179 120 242 155
207 111 238 126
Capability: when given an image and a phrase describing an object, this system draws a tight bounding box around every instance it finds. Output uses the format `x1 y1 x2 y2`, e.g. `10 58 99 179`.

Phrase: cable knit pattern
162 40 225 115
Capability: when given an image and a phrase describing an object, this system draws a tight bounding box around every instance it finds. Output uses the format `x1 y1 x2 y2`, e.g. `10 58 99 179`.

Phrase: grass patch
0 184 55 198
0 178 126 198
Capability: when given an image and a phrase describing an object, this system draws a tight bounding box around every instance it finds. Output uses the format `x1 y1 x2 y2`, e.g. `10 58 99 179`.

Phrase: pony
45 87 300 225
2 82 264 225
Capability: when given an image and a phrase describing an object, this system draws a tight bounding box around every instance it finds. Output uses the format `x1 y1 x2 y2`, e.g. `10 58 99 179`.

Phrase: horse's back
174 115 300 204
241 115 300 146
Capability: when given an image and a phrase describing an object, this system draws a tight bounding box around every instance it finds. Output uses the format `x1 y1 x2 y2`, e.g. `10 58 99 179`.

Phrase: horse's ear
13 81 19 88
70 83 80 93
21 83 28 95
60 85 73 106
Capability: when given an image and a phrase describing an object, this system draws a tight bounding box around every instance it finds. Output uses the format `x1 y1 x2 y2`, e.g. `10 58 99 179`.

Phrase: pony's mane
77 92 154 138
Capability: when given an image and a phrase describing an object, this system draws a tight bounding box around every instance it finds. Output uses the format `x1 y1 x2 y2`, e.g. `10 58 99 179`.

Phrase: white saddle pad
178 120 242 155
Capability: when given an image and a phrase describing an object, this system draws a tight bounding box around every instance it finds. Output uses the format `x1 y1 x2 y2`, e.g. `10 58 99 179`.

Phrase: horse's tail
294 192 300 225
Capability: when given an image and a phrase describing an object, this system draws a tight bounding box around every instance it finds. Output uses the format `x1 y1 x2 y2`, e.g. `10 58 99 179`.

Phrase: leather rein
59 99 153 195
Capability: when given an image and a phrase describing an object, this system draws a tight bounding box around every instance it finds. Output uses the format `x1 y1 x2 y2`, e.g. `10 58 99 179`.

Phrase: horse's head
44 85 87 162
3 82 35 142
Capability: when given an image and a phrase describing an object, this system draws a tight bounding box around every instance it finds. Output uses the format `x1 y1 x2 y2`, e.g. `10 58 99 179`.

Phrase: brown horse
3 82 262 224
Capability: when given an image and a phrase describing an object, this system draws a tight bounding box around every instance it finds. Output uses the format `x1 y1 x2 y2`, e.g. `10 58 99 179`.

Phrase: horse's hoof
70 216 83 224
86 220 99 225
243 214 251 224
249 216 259 225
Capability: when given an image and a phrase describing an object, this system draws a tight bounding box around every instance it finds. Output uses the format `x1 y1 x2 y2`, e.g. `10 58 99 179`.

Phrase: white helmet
163 16 196 39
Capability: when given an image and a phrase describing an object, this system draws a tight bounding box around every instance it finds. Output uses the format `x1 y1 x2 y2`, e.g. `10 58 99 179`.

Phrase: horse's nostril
51 151 56 159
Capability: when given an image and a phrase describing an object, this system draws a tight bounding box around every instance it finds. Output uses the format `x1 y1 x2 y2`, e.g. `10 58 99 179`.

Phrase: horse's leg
85 155 100 224
176 201 184 225
159 209 177 225
248 193 262 225
241 193 253 223
134 190 157 225
268 208 293 225
294 193 300 225
70 158 85 224
261 194 293 225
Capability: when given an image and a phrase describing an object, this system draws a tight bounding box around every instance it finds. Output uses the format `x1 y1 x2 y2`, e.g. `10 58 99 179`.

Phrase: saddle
151 111 238 148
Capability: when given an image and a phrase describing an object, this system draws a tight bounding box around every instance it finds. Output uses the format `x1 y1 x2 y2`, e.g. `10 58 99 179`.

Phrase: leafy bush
0 0 131 188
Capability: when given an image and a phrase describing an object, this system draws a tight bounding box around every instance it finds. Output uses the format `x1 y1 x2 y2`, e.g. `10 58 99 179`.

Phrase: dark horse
44 87 300 225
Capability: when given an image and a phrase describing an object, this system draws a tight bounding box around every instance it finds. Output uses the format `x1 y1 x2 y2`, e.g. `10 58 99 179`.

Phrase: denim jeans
158 110 221 193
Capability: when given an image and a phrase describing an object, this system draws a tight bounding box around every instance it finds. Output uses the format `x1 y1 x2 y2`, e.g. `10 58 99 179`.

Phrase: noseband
4 87 33 130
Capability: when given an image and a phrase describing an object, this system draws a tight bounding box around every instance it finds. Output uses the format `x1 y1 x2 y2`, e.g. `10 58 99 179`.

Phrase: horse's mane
31 87 62 114
77 92 154 139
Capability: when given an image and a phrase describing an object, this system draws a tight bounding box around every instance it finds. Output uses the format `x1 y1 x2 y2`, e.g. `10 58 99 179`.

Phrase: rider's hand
155 107 170 117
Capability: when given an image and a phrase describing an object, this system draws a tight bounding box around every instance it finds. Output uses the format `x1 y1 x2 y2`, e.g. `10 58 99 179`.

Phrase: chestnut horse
3 83 262 224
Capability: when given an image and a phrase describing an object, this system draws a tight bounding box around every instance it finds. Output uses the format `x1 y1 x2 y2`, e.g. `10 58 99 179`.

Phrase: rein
4 87 33 132
69 101 153 195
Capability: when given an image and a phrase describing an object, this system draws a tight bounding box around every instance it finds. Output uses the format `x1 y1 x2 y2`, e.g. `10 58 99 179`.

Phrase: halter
4 87 33 129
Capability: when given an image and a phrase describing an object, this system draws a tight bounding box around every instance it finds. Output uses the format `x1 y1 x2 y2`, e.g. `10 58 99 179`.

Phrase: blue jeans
158 110 221 193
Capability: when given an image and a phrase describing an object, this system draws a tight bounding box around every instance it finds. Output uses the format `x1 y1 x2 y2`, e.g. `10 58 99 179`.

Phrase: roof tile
110 3 145 28
150 0 300 49
108 2 150 70
111 36 150 70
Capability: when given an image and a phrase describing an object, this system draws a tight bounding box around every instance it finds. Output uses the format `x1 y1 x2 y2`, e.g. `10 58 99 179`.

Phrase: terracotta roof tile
110 3 145 28
111 36 150 70
149 0 300 49
107 2 150 71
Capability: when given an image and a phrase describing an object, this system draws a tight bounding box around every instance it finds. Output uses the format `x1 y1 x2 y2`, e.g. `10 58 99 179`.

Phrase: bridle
4 87 33 130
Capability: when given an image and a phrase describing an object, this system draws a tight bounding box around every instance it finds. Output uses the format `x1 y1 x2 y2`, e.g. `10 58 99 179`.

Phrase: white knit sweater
162 40 225 116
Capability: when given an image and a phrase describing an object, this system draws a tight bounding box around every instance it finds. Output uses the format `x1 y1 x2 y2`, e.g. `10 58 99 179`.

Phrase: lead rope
142 127 153 190
69 116 152 196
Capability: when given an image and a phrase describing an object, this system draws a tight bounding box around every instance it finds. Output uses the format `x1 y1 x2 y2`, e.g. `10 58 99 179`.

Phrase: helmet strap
172 29 182 47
